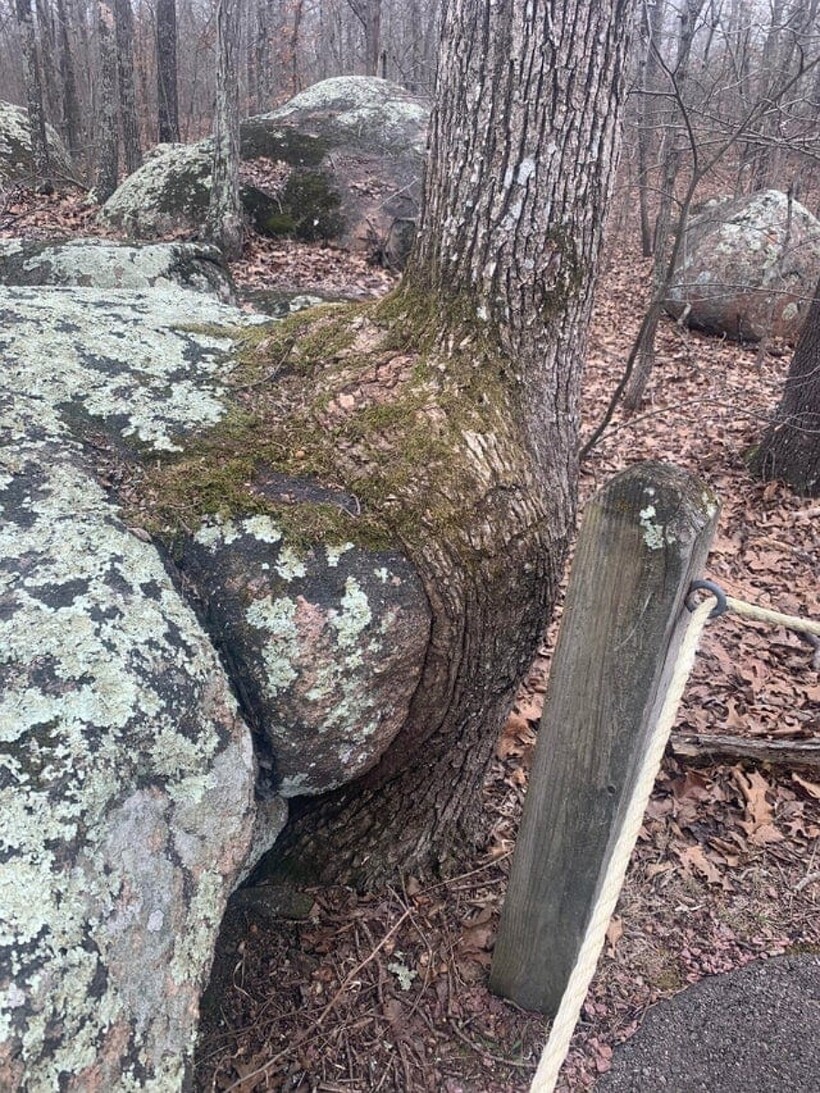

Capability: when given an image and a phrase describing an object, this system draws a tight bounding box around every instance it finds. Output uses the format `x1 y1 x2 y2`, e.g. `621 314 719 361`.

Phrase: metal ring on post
686 579 728 619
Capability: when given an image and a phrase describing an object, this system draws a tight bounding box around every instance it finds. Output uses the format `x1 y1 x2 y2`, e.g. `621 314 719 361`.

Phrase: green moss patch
136 290 525 562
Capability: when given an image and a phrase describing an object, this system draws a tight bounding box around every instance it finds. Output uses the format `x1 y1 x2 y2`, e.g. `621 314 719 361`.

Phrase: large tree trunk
205 0 243 260
156 0 179 142
265 0 637 889
751 275 820 496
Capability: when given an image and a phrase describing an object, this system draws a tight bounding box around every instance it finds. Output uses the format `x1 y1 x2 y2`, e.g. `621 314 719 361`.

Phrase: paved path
595 954 820 1092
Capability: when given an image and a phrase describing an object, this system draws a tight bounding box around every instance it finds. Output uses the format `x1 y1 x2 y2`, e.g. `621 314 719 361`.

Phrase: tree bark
623 0 705 412
156 0 179 142
206 0 243 260
266 0 638 889
346 0 381 76
16 0 52 190
636 0 665 257
54 0 82 162
751 275 820 496
94 0 119 203
34 0 60 126
114 0 142 173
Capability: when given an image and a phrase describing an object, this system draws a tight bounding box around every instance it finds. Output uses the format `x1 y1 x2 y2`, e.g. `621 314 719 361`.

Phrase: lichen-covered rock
666 190 820 341
98 141 214 238
0 418 258 1089
0 284 254 451
99 77 429 264
0 238 235 302
0 101 73 186
1 279 433 1084
180 510 430 796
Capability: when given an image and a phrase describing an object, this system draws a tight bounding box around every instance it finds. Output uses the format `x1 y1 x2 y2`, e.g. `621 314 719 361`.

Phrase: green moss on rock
137 290 524 567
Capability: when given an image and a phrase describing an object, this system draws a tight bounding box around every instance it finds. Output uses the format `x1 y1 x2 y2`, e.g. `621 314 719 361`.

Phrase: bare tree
114 0 141 172
53 0 82 161
156 0 179 142
751 275 820 496
345 0 381 75
15 0 52 189
95 0 119 202
206 0 243 259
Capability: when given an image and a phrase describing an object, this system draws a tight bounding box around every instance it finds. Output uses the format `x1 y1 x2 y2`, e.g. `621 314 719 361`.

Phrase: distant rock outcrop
99 76 429 266
0 101 73 187
0 240 429 1087
665 190 820 342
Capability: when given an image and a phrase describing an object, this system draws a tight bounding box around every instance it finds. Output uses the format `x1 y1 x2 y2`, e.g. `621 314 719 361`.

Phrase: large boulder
99 76 429 265
0 238 236 301
665 190 820 342
179 512 429 795
0 417 259 1090
0 101 73 187
0 242 430 1085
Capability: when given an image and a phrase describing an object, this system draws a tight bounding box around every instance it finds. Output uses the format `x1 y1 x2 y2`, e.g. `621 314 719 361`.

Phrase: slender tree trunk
346 0 381 75
95 0 119 202
637 0 666 257
114 0 141 173
751 275 820 496
35 0 60 124
206 0 243 260
254 0 273 107
54 0 82 162
290 0 304 96
16 0 52 190
269 0 637 889
156 0 179 142
623 0 705 411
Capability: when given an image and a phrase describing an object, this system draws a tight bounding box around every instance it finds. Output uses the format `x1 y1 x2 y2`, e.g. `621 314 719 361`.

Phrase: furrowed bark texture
95 0 119 203
271 0 636 888
409 0 634 489
16 0 51 185
114 0 142 173
207 0 243 260
55 0 82 160
752 275 820 496
156 0 179 142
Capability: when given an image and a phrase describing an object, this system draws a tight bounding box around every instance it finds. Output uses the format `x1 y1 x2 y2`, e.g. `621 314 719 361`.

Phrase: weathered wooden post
489 462 719 1014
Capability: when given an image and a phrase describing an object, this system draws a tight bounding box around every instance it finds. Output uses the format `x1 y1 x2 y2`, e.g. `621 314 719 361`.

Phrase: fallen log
671 732 820 771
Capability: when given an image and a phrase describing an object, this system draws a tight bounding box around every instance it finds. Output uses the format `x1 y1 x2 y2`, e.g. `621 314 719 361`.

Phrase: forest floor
2 188 818 1092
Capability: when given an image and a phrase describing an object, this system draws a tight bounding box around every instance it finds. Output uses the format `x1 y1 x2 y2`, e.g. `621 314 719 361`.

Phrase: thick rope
528 589 818 1092
529 597 714 1093
725 595 820 637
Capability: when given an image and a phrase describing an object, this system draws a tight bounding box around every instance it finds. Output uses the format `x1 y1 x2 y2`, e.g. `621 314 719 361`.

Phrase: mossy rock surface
100 77 428 264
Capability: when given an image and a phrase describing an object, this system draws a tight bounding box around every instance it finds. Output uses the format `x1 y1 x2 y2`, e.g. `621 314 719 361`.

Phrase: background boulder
665 190 820 342
99 76 429 265
0 101 72 187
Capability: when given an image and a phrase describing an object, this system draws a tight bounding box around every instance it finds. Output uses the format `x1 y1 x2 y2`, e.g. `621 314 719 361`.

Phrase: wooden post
489 462 719 1014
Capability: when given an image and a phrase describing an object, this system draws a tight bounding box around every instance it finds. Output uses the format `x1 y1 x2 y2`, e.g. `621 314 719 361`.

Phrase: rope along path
529 588 819 1093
